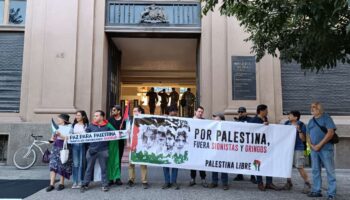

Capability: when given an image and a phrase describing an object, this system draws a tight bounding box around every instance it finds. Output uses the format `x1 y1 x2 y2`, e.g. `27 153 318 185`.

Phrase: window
0 0 4 24
9 0 26 24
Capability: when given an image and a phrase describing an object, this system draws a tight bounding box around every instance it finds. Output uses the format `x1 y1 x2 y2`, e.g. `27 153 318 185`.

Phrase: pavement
0 165 349 200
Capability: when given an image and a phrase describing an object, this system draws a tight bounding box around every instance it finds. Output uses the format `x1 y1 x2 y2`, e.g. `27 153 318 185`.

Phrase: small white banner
130 115 296 178
68 130 128 144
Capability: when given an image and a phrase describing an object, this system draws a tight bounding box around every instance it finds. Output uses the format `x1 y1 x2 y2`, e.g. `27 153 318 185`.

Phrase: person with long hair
71 111 89 189
46 114 73 192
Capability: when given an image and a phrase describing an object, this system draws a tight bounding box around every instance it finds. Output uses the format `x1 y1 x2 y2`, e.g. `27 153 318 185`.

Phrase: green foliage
201 0 350 71
131 150 189 164
131 151 171 164
172 151 189 164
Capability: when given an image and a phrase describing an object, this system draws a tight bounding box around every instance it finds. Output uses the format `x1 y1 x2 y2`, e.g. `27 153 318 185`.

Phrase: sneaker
173 183 180 190
302 182 311 194
162 183 172 189
189 179 196 186
307 192 323 197
46 185 55 192
80 185 88 193
208 183 218 188
102 186 109 192
223 184 229 190
201 179 208 188
72 184 81 189
115 179 123 185
283 182 293 190
327 195 336 200
127 180 134 187
142 183 149 189
57 184 65 191
233 174 244 181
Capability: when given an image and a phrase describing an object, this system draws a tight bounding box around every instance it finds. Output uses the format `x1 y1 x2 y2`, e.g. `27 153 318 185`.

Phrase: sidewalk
1 166 349 200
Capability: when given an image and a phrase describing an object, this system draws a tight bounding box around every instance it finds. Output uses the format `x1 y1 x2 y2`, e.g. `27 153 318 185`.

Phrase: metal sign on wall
231 56 257 100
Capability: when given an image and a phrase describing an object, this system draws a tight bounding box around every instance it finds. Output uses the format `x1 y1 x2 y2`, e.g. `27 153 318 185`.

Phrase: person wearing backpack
306 102 337 200
283 111 311 193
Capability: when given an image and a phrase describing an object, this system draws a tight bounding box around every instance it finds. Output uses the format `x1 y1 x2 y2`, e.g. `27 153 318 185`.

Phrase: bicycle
13 134 51 170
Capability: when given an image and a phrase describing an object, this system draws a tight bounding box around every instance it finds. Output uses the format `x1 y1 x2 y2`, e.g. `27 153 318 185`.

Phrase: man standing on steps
146 87 158 115
169 88 179 109
181 88 195 117
158 89 169 115
189 106 208 188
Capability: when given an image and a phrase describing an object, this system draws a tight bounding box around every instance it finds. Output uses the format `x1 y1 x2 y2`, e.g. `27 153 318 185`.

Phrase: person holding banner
71 111 89 189
81 110 112 192
283 111 311 193
250 104 280 191
46 114 73 192
128 106 149 189
107 105 126 186
189 106 208 188
233 107 256 184
162 106 180 190
209 112 229 190
306 102 336 200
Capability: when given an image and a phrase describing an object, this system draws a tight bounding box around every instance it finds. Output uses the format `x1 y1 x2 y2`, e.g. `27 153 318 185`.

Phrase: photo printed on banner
131 116 190 164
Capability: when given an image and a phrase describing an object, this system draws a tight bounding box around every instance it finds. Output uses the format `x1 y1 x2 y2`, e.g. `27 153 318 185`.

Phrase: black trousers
190 170 206 179
149 104 156 114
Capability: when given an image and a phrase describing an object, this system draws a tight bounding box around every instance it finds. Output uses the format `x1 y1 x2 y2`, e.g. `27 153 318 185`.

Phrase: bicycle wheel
13 146 37 170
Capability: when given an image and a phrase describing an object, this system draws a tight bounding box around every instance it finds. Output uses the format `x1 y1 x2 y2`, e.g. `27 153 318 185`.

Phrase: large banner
130 115 296 178
68 130 128 144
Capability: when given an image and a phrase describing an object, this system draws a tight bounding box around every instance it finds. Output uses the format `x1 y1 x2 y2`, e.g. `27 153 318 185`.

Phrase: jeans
190 170 206 179
311 149 336 197
212 172 228 185
72 143 85 185
83 149 109 187
163 167 178 184
256 176 272 184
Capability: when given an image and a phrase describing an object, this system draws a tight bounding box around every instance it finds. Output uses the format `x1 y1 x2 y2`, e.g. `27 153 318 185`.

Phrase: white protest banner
68 130 128 144
130 115 296 178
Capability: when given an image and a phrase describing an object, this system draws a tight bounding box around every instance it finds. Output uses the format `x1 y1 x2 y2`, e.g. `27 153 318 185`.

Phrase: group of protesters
46 101 337 200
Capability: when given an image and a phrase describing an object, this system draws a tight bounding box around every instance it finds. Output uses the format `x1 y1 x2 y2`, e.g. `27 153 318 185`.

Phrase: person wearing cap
162 106 180 190
209 112 229 190
46 114 73 192
233 107 256 183
169 88 179 109
107 105 126 186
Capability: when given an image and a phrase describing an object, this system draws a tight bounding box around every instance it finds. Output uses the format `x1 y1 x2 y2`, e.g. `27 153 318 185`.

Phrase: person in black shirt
250 104 281 192
233 107 256 184
146 87 158 114
107 105 126 185
169 88 179 109
158 89 169 115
